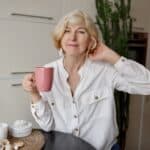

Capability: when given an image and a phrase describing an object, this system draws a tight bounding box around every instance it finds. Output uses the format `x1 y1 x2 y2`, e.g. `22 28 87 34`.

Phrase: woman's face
61 23 91 57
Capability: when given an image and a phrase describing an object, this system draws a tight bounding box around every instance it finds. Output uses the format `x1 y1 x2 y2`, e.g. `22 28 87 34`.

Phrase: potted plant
95 0 133 149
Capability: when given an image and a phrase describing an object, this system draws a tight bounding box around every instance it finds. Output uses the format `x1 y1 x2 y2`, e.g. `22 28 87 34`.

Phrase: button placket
71 97 79 136
51 102 55 106
74 115 78 118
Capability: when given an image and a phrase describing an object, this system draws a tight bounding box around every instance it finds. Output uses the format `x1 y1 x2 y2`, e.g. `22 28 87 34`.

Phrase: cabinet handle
11 13 53 20
11 83 22 86
11 71 33 75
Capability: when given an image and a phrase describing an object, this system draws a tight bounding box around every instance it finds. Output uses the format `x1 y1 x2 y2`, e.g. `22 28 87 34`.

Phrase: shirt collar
57 57 91 81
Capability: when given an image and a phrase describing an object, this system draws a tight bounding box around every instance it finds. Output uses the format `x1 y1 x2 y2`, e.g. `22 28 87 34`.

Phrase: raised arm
89 43 150 95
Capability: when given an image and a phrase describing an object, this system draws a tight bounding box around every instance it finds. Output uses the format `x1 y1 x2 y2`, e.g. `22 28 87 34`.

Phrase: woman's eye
64 30 70 33
78 31 85 34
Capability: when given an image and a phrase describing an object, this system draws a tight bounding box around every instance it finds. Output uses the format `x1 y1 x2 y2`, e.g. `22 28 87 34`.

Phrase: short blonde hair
52 10 102 51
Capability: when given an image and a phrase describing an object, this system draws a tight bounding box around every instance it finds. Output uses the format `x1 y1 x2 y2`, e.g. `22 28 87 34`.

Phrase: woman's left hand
88 43 121 64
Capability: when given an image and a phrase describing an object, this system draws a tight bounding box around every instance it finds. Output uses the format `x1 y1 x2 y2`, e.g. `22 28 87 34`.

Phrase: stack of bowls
10 120 32 138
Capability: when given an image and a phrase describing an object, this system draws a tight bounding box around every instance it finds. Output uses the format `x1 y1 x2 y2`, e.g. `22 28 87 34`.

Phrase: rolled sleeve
114 56 127 70
112 57 150 95
30 99 54 131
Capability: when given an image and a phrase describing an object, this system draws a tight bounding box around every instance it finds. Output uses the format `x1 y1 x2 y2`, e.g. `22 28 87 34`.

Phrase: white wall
131 0 150 33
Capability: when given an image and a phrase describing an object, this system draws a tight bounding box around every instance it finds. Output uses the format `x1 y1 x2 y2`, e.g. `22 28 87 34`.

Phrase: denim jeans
111 143 120 150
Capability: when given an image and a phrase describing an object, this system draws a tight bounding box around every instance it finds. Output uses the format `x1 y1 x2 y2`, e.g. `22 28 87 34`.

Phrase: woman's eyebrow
77 27 86 30
65 26 86 30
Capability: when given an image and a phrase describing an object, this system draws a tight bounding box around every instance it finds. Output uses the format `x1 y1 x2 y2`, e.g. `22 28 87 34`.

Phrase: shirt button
121 58 126 62
73 128 80 136
74 115 78 118
94 96 99 100
51 102 55 106
74 128 79 132
72 100 75 104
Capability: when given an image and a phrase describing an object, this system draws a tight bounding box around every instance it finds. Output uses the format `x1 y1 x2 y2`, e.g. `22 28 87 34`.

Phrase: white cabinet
0 19 58 73
0 18 58 127
0 79 36 126
0 0 62 22
0 1 60 126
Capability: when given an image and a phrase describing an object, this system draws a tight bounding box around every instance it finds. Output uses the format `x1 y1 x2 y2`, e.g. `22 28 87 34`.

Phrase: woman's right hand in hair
22 73 41 103
88 43 120 64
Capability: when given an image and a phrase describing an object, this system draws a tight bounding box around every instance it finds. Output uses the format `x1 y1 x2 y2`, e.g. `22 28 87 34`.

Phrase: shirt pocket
82 88 111 106
88 90 109 104
79 89 112 120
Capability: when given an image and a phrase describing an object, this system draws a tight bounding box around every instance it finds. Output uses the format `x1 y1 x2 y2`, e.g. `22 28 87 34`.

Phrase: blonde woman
22 10 150 150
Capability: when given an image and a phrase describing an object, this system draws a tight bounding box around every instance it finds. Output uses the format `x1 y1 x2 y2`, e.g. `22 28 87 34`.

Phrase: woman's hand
22 73 41 103
88 43 121 64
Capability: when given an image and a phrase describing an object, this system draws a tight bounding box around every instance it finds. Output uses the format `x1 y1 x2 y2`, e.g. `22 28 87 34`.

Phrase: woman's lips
67 44 78 47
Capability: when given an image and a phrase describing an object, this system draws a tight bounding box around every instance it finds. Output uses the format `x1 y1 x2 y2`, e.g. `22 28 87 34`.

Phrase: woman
22 10 150 150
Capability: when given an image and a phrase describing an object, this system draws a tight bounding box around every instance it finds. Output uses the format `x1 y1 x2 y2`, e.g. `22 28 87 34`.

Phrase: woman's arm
112 57 150 95
89 43 150 95
31 98 55 131
22 73 55 131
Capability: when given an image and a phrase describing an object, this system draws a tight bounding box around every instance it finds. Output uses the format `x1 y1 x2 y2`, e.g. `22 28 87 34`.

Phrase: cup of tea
0 123 8 139
35 67 54 92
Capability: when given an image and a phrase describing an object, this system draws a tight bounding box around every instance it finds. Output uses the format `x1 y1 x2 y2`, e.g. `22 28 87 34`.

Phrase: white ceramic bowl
11 120 32 138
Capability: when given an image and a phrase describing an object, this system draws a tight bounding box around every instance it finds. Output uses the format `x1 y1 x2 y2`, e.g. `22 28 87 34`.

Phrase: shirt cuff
114 56 127 70
31 99 44 110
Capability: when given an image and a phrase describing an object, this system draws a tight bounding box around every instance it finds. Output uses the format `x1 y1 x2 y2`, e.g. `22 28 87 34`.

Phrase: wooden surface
9 130 45 150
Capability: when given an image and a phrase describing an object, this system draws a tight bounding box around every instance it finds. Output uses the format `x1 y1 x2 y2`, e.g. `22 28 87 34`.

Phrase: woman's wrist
103 49 121 65
30 92 41 104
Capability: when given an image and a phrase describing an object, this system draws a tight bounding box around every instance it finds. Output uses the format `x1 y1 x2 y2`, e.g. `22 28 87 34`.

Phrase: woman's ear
88 37 97 51
91 38 97 50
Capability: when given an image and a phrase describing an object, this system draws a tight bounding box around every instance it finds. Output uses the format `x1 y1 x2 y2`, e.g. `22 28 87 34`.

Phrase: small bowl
10 120 32 138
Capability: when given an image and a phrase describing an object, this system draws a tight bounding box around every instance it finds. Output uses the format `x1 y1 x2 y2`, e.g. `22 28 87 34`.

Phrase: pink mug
35 67 54 92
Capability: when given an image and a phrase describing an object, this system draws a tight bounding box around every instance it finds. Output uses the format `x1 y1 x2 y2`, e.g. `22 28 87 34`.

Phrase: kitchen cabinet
0 1 60 126
0 79 34 125
0 0 62 22
0 19 58 73
0 19 58 127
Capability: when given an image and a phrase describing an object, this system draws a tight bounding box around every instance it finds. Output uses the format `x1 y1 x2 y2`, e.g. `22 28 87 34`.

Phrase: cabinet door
0 19 58 127
0 79 38 127
0 19 58 73
0 0 62 22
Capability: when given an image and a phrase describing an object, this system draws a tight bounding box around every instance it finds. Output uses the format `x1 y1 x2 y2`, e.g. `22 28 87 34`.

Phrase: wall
131 0 150 33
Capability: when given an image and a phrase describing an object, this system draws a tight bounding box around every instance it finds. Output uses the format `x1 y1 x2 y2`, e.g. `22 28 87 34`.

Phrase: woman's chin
66 51 85 57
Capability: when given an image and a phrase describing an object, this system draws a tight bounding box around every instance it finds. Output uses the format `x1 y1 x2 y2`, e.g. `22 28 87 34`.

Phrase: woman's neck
63 54 86 74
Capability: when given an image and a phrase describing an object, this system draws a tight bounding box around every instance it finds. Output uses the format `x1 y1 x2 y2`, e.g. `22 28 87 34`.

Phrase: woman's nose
70 32 77 41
